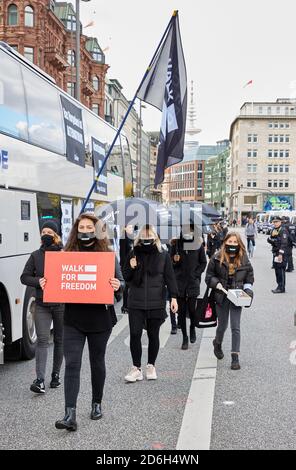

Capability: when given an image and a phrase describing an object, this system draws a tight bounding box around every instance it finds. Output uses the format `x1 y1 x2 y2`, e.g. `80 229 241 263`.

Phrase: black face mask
41 234 54 247
225 244 240 255
77 232 96 245
140 238 155 246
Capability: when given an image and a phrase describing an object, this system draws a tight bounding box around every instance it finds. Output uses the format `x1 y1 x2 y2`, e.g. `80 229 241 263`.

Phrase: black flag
137 11 187 187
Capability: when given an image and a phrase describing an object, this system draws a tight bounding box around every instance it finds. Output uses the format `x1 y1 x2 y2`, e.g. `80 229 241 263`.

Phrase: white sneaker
146 364 157 380
124 366 143 383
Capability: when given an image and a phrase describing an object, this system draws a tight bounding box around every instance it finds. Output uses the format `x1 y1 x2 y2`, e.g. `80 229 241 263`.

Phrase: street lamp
75 0 91 101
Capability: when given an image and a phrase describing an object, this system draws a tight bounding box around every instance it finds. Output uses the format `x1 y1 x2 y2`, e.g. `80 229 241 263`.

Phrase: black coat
20 245 62 305
119 237 134 269
123 247 178 310
205 252 254 305
170 240 207 297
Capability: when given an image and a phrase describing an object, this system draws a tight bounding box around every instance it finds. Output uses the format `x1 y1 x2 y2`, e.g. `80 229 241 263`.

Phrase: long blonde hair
219 231 246 267
134 224 162 252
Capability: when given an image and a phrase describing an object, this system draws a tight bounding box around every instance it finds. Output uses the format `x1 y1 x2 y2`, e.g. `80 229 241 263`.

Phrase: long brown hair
219 231 246 267
64 213 110 252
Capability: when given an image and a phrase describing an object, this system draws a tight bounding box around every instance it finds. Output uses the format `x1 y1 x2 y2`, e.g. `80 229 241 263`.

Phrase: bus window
22 67 65 155
0 51 28 140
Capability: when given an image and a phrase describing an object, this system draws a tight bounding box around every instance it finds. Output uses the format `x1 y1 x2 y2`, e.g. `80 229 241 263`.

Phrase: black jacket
119 237 134 269
267 226 289 255
205 252 254 305
170 240 207 297
123 246 178 310
20 245 62 305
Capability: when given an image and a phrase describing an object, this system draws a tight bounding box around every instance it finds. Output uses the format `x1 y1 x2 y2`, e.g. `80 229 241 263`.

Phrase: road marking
176 328 217 450
108 314 129 346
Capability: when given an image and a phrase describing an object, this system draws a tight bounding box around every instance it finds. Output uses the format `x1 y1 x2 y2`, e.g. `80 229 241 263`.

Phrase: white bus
0 42 132 363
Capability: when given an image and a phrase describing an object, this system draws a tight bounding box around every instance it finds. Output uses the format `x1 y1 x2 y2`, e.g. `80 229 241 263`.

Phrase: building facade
0 0 108 116
204 141 230 216
229 99 296 221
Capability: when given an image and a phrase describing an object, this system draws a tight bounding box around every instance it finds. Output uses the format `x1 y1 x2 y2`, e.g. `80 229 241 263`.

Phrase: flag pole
80 11 178 214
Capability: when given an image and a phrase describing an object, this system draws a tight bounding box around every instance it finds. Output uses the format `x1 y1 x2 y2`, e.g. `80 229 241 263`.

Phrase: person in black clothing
206 224 223 259
20 220 64 394
123 224 178 382
281 216 295 272
170 227 207 350
267 216 289 293
205 231 254 370
119 224 134 313
55 213 124 431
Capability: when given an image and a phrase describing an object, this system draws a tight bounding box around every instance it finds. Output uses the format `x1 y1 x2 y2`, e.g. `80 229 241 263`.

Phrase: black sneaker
181 337 189 350
50 373 61 388
231 353 241 370
170 327 177 335
213 339 224 360
30 378 45 394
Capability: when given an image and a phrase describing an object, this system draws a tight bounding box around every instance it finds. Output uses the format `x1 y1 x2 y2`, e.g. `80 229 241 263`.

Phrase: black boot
55 407 77 431
213 339 224 360
190 325 196 344
231 353 241 370
90 402 102 420
181 336 189 350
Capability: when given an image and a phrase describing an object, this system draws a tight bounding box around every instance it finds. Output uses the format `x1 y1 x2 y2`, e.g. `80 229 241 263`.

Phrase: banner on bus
43 251 115 304
60 95 85 167
92 137 108 196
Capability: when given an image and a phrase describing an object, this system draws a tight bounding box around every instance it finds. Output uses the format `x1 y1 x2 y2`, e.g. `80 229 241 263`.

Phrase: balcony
82 80 96 96
44 47 69 70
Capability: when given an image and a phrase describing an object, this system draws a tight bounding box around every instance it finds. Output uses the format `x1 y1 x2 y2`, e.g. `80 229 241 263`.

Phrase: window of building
274 135 278 143
285 135 290 142
10 44 18 51
25 5 34 27
268 180 272 188
279 134 284 143
285 150 289 158
247 180 257 188
268 135 273 143
279 164 284 173
66 14 76 31
24 46 34 62
268 122 273 128
92 46 103 62
8 4 18 25
268 165 272 173
274 150 278 158
274 123 279 129
67 50 75 66
253 134 258 143
67 82 76 97
92 76 100 91
285 123 290 128
92 103 99 115
247 150 252 158
279 180 283 188
279 150 284 158
285 165 289 172
273 165 278 173
285 180 289 188
268 150 272 158
274 180 278 188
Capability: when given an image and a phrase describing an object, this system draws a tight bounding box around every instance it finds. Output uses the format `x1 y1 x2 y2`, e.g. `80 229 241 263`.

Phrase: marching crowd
19 211 295 431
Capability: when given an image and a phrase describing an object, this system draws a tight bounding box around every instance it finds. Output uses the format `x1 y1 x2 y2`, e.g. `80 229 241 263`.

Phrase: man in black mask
267 216 289 293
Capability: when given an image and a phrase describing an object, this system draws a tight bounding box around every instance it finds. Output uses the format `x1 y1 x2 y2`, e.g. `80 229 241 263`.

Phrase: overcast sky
80 0 296 145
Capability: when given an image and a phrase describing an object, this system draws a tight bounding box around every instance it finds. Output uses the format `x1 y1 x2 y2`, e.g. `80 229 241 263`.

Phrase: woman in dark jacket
205 231 254 370
20 220 64 394
170 227 207 350
55 213 124 431
119 224 134 313
123 224 178 383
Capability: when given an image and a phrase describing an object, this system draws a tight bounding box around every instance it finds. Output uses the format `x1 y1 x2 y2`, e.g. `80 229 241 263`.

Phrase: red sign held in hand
43 251 115 304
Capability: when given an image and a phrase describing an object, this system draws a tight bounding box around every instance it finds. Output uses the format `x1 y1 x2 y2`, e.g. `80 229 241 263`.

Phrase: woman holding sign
55 213 124 432
123 224 178 382
20 220 64 394
205 232 254 370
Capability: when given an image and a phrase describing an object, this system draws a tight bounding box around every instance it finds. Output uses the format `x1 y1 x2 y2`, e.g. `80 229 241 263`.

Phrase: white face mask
183 233 194 241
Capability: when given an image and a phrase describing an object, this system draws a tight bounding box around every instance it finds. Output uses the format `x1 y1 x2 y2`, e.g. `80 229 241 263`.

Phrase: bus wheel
21 287 37 360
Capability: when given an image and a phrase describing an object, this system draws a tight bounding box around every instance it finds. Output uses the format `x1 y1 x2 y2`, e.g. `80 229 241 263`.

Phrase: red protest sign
43 251 115 304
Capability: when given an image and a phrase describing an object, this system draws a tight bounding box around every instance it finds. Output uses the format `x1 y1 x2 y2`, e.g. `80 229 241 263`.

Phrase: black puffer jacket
170 239 207 297
205 252 254 305
20 245 62 305
123 246 178 310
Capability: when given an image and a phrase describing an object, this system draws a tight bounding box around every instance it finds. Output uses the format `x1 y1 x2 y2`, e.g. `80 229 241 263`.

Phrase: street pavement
0 230 295 450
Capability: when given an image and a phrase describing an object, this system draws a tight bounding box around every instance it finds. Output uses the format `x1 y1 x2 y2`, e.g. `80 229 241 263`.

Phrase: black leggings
177 297 197 338
63 325 111 408
128 310 163 367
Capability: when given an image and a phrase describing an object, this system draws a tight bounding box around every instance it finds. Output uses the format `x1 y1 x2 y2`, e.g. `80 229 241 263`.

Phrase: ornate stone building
0 0 108 116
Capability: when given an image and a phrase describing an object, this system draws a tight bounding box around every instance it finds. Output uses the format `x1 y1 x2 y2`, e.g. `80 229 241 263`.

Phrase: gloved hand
216 282 224 291
243 288 253 308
